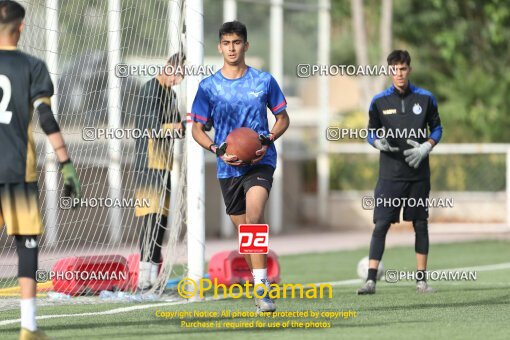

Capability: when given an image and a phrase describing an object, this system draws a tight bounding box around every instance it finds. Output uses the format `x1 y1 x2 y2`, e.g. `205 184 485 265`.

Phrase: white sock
20 298 37 332
149 264 159 285
138 261 151 289
252 268 268 288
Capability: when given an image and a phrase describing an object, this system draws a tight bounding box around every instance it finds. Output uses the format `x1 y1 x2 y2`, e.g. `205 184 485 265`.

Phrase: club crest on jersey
413 103 422 115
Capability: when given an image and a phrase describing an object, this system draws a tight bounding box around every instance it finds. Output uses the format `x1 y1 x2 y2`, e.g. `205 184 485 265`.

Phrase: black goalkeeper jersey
133 77 181 172
368 82 441 181
0 48 54 183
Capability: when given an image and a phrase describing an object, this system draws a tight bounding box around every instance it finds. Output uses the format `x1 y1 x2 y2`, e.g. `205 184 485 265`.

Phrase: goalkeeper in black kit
133 53 185 290
357 50 443 295
0 1 81 339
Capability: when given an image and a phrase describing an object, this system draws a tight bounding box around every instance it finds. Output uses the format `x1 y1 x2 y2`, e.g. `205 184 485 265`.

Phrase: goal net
0 0 190 309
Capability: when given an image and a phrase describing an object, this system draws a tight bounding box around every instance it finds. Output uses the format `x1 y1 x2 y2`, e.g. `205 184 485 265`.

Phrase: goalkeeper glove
252 134 274 164
60 159 82 200
259 133 274 146
403 139 433 168
373 138 399 153
210 142 227 157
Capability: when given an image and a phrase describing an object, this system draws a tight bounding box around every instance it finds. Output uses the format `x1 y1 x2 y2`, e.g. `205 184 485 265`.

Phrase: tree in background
331 0 509 143
392 0 509 142
351 0 392 110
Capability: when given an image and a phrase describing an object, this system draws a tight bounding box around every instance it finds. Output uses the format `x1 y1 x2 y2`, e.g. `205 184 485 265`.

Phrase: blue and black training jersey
190 66 287 179
367 82 443 181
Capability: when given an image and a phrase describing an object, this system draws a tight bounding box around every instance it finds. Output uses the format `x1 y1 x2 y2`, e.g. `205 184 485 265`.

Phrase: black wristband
209 143 217 153
59 158 71 168
259 134 274 146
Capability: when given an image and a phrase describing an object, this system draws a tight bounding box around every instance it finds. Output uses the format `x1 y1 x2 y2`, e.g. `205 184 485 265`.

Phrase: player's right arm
190 84 244 166
191 120 244 166
31 60 81 199
367 98 399 153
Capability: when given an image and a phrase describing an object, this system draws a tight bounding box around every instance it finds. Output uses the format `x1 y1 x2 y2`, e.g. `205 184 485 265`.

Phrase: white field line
0 261 509 327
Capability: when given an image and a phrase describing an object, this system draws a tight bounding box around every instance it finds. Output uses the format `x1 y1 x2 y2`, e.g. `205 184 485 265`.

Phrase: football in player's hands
225 127 261 163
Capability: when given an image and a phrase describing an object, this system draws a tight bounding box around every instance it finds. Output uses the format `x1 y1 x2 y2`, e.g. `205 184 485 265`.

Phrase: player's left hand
403 139 433 168
212 142 247 166
252 134 274 164
60 159 82 200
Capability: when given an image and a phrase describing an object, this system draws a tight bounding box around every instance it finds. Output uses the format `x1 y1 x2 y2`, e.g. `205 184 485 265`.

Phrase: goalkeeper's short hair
387 49 411 67
0 0 25 33
167 52 186 67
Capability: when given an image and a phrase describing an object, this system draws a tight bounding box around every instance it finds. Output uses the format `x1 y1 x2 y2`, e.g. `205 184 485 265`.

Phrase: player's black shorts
373 178 430 223
219 165 275 216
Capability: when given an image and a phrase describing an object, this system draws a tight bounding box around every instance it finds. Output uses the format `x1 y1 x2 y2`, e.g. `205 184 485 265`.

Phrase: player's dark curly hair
0 0 25 25
387 50 411 66
219 21 247 42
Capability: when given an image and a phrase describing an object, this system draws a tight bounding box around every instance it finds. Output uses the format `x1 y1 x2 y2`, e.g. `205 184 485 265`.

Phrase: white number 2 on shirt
0 75 13 124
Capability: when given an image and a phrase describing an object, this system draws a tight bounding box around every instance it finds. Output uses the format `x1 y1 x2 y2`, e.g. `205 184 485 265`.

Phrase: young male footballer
134 53 185 290
0 1 81 338
357 50 443 295
191 21 290 312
